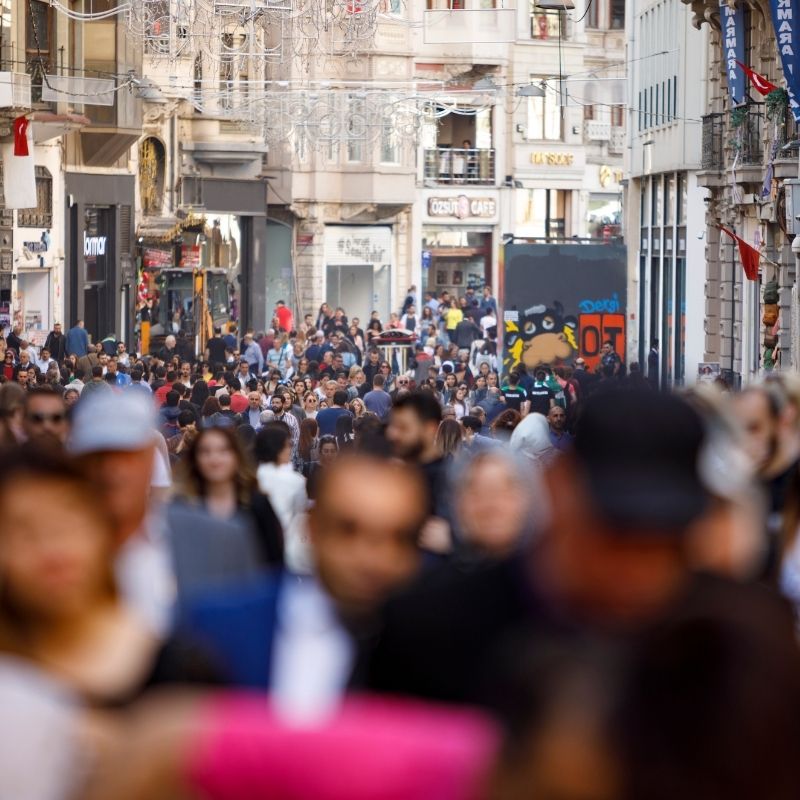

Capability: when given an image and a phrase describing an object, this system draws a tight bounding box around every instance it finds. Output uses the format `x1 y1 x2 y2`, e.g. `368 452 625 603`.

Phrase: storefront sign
531 152 575 166
83 234 107 257
427 195 497 219
599 165 624 188
143 247 172 268
181 245 201 268
334 233 388 262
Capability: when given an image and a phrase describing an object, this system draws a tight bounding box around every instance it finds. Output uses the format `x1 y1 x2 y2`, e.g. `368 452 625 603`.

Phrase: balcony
701 112 724 171
584 120 611 142
0 72 32 111
733 103 763 167
423 147 495 185
609 126 625 153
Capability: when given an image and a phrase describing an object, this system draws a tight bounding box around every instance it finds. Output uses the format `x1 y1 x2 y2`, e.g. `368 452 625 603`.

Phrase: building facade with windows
684 0 800 382
625 0 708 386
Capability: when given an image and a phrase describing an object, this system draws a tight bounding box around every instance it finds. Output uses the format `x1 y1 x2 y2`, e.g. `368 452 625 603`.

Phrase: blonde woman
350 397 367 419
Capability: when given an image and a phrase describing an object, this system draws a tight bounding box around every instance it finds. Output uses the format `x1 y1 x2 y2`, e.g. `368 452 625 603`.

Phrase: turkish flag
719 226 760 281
13 117 28 156
735 61 778 96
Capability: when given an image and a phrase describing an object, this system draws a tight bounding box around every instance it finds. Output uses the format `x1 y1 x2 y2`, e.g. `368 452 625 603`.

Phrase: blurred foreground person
0 447 221 710
83 694 499 800
182 454 428 722
69 391 175 634
364 390 758 707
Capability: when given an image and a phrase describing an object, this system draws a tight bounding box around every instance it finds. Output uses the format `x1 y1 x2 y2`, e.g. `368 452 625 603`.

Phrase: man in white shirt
183 454 429 723
479 306 497 337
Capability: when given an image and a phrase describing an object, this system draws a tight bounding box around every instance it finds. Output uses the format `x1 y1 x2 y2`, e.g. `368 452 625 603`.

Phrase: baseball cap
68 389 158 455
573 390 709 531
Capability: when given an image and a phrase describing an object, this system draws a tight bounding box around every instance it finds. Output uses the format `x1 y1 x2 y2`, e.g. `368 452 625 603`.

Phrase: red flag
735 61 778 96
12 116 28 156
718 226 760 281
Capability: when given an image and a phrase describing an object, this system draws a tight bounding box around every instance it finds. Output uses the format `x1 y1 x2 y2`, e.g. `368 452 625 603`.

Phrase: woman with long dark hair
189 380 210 412
174 426 283 568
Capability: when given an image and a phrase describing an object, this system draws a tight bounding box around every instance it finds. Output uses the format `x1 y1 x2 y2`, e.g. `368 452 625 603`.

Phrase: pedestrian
170 426 283 573
546 405 572 452
316 389 351 436
43 322 66 364
363 374 392 421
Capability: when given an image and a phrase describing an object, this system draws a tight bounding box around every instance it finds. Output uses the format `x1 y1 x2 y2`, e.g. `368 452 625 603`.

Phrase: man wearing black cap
362 390 747 707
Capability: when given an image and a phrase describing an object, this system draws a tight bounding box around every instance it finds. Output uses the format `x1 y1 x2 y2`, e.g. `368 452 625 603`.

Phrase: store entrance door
326 264 374 323
84 285 106 343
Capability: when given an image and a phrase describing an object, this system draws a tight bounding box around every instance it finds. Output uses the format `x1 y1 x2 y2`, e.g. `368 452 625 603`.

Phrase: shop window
527 80 561 141
18 167 52 228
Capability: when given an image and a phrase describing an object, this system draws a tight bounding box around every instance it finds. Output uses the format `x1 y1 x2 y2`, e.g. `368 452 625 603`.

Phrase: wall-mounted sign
181 244 201 268
531 152 575 166
427 195 497 219
83 234 107 257
142 247 172 268
599 165 624 188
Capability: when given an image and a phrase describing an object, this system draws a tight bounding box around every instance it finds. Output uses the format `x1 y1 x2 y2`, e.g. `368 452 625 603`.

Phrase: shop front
181 177 271 333
420 190 499 298
65 173 136 345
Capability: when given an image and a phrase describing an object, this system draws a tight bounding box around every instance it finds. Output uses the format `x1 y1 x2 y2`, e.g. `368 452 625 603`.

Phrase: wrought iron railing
701 112 724 170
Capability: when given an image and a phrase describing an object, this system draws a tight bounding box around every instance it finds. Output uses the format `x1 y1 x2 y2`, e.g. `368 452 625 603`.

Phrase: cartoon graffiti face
506 302 578 369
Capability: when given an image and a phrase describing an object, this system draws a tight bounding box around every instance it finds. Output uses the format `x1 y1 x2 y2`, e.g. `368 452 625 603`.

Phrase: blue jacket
180 572 284 689
65 325 89 357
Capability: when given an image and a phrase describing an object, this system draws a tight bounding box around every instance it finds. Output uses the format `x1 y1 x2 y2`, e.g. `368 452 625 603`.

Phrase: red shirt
154 381 173 407
275 305 293 333
229 393 249 414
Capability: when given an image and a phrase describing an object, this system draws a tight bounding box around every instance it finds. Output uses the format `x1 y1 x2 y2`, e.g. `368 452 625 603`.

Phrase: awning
30 111 90 144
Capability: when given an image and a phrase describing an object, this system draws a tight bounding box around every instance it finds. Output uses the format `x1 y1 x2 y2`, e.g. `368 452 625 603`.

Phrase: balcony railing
423 147 495 185
0 71 32 110
584 120 611 141
734 102 763 166
701 112 724 170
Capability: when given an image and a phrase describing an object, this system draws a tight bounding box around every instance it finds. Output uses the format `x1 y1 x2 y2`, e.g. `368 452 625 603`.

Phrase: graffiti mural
503 242 627 372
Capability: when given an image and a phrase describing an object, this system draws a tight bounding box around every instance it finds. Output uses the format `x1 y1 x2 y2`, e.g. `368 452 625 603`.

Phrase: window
83 2 116 124
380 0 402 12
380 115 399 164
531 9 561 39
665 173 675 226
516 188 569 238
18 167 52 228
26 0 52 102
527 81 560 141
610 0 624 28
347 95 366 162
584 104 595 120
144 0 170 54
586 0 599 28
611 105 624 127
677 172 687 225
427 0 465 8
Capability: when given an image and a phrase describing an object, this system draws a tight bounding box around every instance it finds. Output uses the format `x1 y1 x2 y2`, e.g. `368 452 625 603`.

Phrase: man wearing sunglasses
23 387 68 444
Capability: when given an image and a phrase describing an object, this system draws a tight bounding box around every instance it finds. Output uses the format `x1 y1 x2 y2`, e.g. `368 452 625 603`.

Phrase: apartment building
625 0 708 386
685 0 798 381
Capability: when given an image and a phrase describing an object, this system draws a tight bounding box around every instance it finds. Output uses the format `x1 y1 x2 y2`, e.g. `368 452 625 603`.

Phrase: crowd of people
3 293 800 800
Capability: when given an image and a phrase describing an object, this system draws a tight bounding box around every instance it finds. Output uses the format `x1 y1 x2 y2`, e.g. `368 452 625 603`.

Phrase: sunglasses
305 396 318 403
27 412 65 424
397 379 409 385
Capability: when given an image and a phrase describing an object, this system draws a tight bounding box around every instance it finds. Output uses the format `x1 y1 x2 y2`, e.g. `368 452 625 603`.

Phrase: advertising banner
721 1 746 105
769 0 800 121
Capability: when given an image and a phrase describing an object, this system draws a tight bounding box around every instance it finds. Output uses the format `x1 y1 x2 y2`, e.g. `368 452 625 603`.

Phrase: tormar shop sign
427 195 497 220
531 151 575 166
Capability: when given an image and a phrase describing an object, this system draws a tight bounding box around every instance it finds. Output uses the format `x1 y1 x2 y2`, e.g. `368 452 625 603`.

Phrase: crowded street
2 296 800 800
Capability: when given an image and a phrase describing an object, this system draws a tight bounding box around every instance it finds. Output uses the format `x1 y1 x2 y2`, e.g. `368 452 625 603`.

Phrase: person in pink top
82 694 500 800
